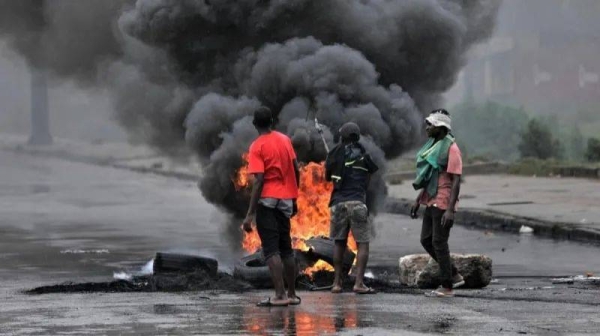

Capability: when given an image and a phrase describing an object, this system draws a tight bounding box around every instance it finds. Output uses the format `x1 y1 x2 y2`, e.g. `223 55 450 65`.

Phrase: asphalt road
1 149 599 335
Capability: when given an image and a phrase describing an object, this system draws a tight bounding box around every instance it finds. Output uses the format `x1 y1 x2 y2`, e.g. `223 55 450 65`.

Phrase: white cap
425 113 451 131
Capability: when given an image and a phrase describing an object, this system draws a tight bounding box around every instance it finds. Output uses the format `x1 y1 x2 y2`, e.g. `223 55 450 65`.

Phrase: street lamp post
28 67 52 145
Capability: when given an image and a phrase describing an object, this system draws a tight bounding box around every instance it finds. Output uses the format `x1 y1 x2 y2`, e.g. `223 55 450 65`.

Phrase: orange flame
234 156 357 274
302 259 333 275
232 153 250 190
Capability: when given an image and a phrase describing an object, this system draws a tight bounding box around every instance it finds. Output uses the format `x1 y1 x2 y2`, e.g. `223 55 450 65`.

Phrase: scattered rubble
551 275 600 285
519 225 534 234
26 252 252 295
60 249 110 254
26 270 253 295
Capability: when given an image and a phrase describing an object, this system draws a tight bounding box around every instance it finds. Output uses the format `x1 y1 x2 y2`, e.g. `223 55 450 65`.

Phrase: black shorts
256 204 293 260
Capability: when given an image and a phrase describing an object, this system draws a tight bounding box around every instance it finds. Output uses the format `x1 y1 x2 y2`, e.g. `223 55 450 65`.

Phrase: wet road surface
1 149 600 335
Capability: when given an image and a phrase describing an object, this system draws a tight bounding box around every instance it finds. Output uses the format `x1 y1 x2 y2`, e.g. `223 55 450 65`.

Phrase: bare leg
282 255 297 300
353 242 370 291
266 254 289 304
331 240 347 292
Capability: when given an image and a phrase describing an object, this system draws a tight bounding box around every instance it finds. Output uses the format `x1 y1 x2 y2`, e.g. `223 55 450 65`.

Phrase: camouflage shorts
329 201 370 243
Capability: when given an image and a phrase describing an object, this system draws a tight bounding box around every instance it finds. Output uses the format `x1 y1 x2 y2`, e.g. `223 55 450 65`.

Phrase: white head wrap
425 112 452 131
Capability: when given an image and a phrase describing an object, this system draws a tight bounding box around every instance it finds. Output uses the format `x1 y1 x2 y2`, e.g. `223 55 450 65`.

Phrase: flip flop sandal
453 280 465 289
331 287 343 294
354 287 377 294
289 296 302 305
256 298 289 307
425 290 454 298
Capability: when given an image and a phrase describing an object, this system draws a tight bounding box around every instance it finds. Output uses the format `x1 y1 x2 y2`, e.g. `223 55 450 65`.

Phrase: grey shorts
329 201 370 243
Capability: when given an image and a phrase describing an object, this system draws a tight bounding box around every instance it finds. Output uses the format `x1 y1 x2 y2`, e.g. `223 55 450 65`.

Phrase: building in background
462 0 600 115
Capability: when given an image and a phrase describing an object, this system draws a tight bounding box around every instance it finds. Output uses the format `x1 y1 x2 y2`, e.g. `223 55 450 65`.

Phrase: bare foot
353 285 377 294
331 285 343 294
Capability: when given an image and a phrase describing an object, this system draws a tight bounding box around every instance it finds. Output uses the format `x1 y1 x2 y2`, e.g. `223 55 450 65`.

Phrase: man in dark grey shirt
325 122 378 294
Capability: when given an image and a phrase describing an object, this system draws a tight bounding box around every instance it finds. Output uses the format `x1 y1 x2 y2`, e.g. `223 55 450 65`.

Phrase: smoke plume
0 0 501 243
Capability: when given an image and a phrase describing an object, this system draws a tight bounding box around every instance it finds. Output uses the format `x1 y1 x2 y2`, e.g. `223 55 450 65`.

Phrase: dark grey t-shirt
329 144 378 206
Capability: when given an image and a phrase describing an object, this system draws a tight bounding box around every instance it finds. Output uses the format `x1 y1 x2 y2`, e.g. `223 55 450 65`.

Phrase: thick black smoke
0 0 129 82
0 0 501 243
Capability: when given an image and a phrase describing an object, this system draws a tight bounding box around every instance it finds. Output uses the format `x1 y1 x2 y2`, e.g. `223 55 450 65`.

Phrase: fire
234 156 357 271
302 259 333 275
233 153 250 190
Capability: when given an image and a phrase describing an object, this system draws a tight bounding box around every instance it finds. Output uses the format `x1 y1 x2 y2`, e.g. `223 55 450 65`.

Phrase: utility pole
463 65 475 104
28 67 52 145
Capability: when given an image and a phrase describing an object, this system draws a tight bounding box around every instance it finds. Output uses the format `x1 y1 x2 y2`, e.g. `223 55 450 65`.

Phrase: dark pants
256 204 293 260
420 206 458 289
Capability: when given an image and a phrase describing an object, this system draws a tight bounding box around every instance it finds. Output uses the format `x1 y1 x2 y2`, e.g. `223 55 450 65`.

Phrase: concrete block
399 253 492 289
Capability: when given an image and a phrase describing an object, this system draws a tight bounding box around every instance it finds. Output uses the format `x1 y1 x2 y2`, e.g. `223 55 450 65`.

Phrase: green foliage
577 106 600 124
451 101 529 161
586 138 600 162
518 118 562 160
565 124 585 161
507 157 558 176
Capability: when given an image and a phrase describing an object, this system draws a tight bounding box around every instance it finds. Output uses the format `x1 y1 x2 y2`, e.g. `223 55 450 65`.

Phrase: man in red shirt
410 109 464 298
242 106 301 307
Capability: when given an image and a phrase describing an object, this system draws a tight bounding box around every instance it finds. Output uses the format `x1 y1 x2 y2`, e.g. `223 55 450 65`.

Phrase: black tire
233 251 272 287
233 250 307 288
153 253 218 277
305 236 355 270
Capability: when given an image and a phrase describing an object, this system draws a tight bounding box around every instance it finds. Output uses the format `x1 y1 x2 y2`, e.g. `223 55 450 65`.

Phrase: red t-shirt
419 143 462 210
247 131 299 199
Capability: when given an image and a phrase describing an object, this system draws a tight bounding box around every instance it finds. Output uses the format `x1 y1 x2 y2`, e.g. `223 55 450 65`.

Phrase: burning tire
305 236 355 272
233 250 309 288
233 251 272 288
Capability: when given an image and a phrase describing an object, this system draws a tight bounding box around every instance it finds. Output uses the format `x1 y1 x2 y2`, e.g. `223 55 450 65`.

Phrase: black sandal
256 297 289 307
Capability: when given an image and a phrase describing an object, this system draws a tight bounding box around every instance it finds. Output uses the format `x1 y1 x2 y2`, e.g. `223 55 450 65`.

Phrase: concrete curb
552 166 600 179
384 197 600 245
385 162 509 184
4 144 200 182
387 163 600 182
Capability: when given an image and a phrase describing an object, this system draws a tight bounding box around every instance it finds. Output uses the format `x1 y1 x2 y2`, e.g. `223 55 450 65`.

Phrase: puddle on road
237 294 373 335
235 294 466 335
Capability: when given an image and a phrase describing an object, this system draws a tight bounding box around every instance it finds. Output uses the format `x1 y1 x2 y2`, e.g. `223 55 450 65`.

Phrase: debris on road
25 269 253 295
551 275 600 285
60 249 110 254
519 225 534 234
26 253 252 294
